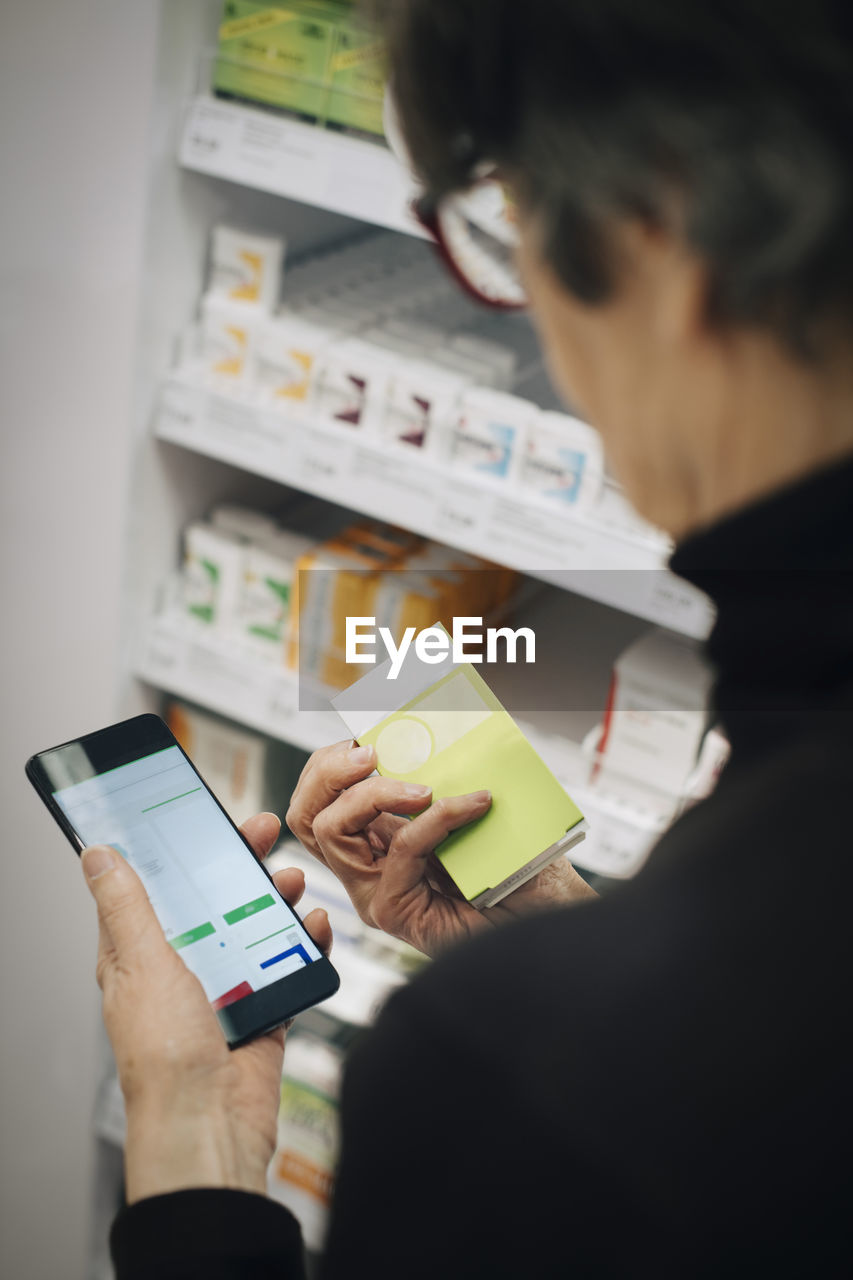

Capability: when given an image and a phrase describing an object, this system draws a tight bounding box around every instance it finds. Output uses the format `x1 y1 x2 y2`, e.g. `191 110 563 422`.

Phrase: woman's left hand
81 812 332 1205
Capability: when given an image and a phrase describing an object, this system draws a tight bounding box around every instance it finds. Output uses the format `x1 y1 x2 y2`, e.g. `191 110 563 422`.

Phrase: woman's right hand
286 740 596 959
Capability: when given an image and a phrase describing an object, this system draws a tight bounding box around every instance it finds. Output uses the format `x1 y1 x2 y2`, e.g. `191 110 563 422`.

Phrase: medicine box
449 389 536 481
326 17 387 137
236 529 316 658
181 522 247 629
213 1 387 136
256 316 329 405
312 339 393 430
596 628 713 795
519 411 604 509
200 294 260 381
380 360 467 453
333 634 587 908
213 2 339 120
208 223 285 312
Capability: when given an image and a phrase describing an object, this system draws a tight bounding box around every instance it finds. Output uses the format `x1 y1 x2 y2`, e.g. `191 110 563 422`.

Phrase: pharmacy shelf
135 612 674 879
180 94 426 238
154 372 714 638
136 611 341 753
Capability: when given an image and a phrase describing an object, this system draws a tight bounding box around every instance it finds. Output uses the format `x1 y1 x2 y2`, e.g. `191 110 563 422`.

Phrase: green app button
170 921 216 950
223 893 275 926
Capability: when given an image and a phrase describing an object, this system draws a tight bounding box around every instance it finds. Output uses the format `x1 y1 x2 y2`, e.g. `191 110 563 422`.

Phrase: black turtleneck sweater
111 458 853 1279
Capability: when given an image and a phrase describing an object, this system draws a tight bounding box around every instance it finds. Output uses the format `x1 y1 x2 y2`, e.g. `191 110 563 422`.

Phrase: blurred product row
179 498 518 688
178 222 605 504
170 497 725 807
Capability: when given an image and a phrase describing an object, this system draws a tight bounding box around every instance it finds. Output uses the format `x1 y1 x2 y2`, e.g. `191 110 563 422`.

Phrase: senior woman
84 2 853 1276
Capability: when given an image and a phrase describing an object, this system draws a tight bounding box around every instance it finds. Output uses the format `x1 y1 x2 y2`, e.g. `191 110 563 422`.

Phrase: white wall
0 3 159 1276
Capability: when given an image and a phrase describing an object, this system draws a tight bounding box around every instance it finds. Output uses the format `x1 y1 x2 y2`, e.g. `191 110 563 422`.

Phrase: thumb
81 845 163 963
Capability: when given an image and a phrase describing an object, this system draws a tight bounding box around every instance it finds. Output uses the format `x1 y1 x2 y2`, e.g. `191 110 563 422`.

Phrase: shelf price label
265 680 298 734
292 431 355 496
646 575 714 639
157 381 199 439
181 99 241 173
432 482 487 548
142 627 180 678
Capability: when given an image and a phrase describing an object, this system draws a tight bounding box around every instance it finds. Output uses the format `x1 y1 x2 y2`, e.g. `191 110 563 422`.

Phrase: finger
240 811 282 861
295 739 355 791
271 866 306 908
289 740 360 813
365 812 408 855
286 741 377 858
81 845 167 973
303 907 333 957
313 777 432 849
376 792 492 916
241 812 282 859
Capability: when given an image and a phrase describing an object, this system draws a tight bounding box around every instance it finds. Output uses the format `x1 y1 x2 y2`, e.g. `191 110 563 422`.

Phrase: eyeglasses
412 178 528 312
383 89 528 312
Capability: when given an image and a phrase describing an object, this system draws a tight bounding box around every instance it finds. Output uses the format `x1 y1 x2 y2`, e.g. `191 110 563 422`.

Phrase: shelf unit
180 92 426 237
155 372 714 638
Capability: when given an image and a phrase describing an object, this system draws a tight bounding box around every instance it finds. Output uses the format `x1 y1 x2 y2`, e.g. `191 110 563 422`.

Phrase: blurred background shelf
180 93 425 236
154 373 714 638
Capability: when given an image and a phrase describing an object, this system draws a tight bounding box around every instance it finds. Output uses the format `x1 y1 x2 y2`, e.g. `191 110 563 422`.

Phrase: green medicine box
333 630 587 909
213 1 387 135
326 22 387 136
213 2 340 120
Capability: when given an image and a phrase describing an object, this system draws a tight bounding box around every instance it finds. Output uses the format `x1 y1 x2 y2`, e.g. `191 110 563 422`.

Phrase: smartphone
26 712 339 1047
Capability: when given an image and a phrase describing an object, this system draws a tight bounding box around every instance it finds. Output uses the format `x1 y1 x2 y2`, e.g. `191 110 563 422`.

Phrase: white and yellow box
199 293 260 382
519 410 604 509
209 223 285 312
255 316 330 407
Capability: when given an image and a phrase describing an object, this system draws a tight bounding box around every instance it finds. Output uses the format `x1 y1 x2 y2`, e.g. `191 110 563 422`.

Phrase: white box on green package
182 522 246 629
236 530 316 656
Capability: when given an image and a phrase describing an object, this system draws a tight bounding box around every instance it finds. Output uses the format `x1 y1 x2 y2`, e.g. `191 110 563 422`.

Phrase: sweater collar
669 453 853 758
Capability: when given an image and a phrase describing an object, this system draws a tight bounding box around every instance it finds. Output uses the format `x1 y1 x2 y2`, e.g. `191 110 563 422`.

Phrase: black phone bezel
26 712 339 1048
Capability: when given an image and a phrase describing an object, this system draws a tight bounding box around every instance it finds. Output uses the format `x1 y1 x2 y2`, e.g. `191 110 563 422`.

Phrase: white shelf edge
179 93 427 238
154 372 714 639
136 613 672 879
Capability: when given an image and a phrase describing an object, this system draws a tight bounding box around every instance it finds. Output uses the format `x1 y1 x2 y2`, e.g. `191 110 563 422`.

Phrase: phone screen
50 742 324 1013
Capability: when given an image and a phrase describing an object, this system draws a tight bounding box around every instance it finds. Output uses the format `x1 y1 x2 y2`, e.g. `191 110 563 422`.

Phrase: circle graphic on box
375 716 434 774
